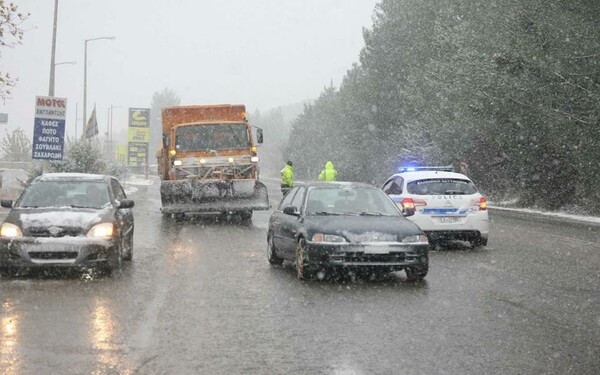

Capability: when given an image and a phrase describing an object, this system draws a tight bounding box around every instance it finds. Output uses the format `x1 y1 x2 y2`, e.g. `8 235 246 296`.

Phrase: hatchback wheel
267 232 283 265
405 264 428 282
295 238 312 280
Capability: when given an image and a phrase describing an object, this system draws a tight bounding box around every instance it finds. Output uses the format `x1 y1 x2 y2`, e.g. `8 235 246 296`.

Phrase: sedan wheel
107 241 124 276
267 232 283 265
295 238 312 280
122 231 134 261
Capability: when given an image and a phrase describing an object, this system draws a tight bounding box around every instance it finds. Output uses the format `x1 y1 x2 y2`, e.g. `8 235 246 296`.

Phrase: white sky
1 0 378 140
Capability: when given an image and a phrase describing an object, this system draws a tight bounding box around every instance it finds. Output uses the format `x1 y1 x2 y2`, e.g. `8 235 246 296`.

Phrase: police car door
382 177 404 210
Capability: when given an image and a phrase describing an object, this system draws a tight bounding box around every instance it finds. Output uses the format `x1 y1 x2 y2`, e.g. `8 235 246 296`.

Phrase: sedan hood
304 215 422 243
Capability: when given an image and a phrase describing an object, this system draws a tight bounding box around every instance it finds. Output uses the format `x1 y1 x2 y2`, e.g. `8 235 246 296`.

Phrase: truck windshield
175 124 250 152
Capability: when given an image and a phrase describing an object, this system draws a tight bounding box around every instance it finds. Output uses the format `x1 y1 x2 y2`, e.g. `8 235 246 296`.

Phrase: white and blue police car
382 166 489 247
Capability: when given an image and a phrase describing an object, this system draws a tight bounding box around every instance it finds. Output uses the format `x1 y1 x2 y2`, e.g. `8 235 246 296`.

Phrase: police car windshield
407 179 478 195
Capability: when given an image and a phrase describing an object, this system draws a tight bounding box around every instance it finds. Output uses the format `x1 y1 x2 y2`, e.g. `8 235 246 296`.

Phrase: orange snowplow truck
157 104 268 220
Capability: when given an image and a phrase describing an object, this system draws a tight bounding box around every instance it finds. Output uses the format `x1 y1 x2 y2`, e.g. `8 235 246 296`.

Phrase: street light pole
48 0 59 96
82 36 115 131
108 105 122 161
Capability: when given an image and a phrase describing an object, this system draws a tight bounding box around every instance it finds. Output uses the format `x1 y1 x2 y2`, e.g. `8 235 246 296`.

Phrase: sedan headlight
0 223 22 238
402 234 429 244
312 233 347 243
173 160 182 166
87 223 114 238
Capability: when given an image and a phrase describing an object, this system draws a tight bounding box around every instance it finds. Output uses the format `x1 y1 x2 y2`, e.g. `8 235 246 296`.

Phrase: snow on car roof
390 170 473 183
36 173 107 181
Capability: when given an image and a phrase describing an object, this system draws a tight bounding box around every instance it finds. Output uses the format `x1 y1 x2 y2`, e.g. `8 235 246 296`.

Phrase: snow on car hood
16 208 108 229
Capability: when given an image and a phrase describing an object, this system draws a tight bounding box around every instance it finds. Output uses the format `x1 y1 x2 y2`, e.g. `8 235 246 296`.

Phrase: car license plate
364 245 390 254
436 216 461 224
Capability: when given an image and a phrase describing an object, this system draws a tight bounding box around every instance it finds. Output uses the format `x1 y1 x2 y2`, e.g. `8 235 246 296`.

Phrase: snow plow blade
160 179 269 214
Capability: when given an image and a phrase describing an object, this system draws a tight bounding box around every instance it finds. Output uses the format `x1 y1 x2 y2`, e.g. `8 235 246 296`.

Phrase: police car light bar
398 165 455 173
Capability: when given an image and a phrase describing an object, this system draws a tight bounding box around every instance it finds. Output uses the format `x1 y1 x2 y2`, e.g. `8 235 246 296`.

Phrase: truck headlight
228 157 234 163
87 223 114 238
173 160 182 166
251 156 259 162
0 223 22 238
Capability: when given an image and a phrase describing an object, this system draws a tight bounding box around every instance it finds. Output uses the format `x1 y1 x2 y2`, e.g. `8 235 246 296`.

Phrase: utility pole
48 0 59 96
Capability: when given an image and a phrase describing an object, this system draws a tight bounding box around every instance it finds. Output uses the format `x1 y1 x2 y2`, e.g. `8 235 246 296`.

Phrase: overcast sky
1 0 378 139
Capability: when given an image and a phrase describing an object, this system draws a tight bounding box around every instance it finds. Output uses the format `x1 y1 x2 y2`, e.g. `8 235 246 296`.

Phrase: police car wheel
471 237 488 248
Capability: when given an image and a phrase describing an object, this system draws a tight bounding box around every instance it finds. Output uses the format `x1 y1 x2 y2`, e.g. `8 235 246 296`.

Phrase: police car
381 166 489 247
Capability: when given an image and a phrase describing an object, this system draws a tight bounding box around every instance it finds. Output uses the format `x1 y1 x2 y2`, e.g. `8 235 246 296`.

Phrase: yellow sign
115 144 127 163
127 127 150 143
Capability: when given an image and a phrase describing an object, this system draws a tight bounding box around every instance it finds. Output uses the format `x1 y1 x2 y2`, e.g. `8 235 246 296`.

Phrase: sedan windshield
306 186 400 216
175 124 250 152
16 180 111 208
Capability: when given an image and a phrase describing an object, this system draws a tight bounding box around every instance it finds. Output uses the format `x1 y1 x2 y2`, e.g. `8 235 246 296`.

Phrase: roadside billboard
32 96 67 160
128 108 150 168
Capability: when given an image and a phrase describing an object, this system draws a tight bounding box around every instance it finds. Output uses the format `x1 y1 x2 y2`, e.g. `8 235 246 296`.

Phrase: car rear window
407 179 478 195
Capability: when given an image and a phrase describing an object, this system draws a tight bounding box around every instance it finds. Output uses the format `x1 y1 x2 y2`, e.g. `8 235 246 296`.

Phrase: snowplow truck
157 104 268 219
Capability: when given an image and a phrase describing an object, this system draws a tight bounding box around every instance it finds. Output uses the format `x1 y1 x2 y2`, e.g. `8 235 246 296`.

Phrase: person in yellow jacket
318 161 338 182
280 160 294 195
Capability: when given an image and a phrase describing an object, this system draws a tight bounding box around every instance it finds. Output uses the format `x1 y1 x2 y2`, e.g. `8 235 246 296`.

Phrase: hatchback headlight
0 223 22 238
312 233 347 243
87 223 114 238
402 234 429 244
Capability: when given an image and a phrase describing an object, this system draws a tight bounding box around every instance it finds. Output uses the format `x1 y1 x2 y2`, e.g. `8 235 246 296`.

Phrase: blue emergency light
398 165 455 173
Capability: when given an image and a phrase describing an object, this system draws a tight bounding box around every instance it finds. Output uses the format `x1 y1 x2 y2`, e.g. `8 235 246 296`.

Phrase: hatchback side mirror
283 206 299 216
118 199 134 209
1 199 13 208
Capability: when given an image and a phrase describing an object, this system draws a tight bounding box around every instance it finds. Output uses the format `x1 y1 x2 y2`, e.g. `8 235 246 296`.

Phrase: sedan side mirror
0 199 13 208
118 199 135 209
283 206 299 216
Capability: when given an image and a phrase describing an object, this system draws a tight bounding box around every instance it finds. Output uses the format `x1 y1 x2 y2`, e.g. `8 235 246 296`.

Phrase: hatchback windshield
175 124 250 152
16 180 111 208
306 186 400 216
407 179 478 195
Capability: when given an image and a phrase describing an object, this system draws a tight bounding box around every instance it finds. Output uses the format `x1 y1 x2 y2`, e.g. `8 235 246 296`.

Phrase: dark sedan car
267 182 429 280
0 173 134 275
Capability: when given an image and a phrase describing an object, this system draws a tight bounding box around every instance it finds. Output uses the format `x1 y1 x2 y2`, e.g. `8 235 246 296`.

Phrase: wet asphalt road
1 177 599 374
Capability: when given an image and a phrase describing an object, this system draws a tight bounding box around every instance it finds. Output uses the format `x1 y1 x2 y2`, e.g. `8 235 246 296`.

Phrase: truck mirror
162 134 168 149
256 128 263 144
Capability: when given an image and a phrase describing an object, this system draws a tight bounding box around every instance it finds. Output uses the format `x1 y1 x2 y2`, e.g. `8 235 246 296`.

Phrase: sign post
127 108 150 174
32 96 67 161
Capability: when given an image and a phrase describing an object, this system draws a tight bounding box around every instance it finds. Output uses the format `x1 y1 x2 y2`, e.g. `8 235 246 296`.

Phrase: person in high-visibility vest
280 160 294 195
318 161 338 182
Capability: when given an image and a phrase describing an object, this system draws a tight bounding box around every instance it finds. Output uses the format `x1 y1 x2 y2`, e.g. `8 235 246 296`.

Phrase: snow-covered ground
490 205 600 225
